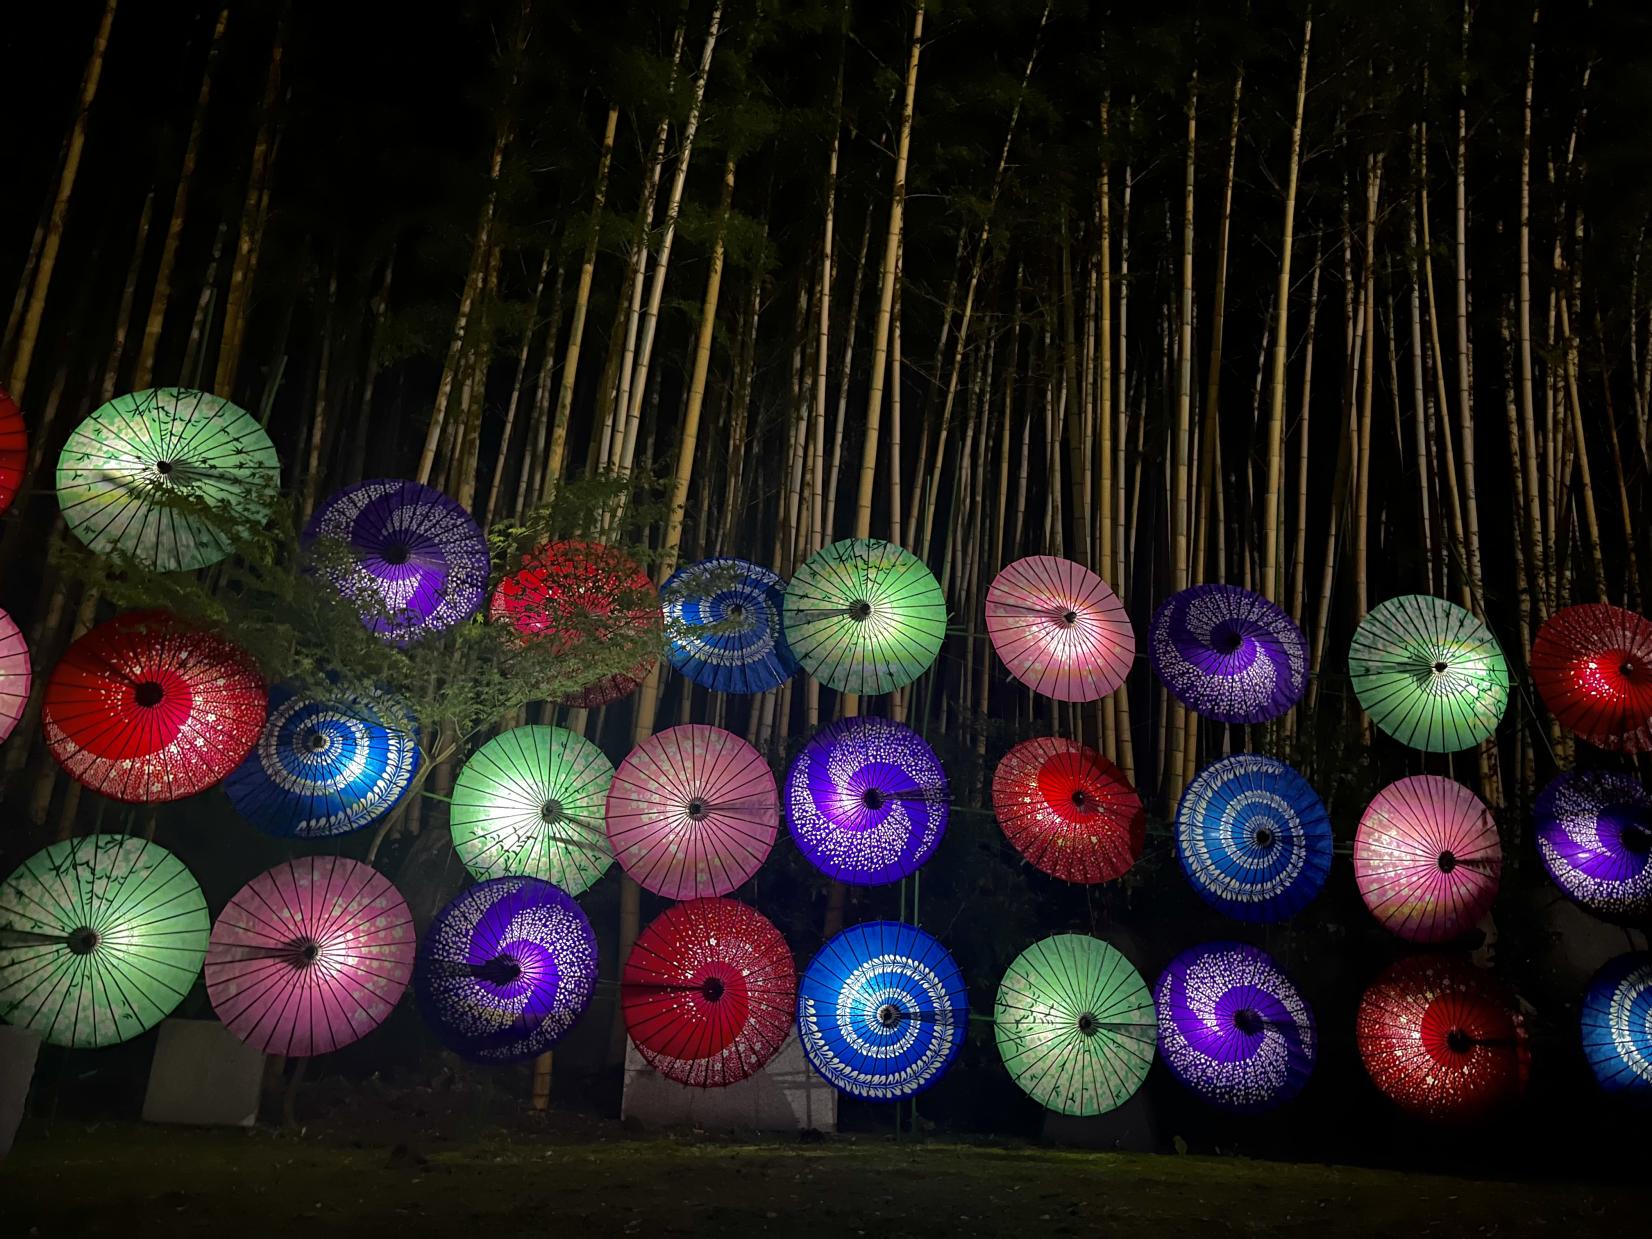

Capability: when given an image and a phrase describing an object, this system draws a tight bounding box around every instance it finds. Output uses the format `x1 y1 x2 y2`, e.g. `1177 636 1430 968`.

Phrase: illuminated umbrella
1356 955 1529 1123
785 716 948 886
990 737 1144 883
1175 754 1333 923
302 478 489 642
0 835 208 1048
0 385 24 517
56 388 279 573
223 682 421 838
662 557 797 694
622 898 795 1088
43 610 267 803
798 921 967 1102
1354 775 1501 943
1531 604 1652 753
491 539 660 708
1533 770 1652 922
415 876 597 1063
782 538 946 696
1580 953 1652 1099
606 724 776 899
994 934 1155 1116
1154 943 1315 1112
0 605 29 746
984 556 1134 702
1348 595 1509 752
450 725 614 895
1148 584 1308 723
205 857 414 1057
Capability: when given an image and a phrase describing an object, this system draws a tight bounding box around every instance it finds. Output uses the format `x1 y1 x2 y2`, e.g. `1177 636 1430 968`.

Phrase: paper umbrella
984 556 1134 702
1353 775 1501 944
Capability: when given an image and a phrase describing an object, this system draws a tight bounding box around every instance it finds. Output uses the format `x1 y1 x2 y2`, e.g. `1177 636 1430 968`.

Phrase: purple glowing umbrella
1155 942 1315 1112
1149 585 1309 724
1534 770 1652 923
785 716 948 886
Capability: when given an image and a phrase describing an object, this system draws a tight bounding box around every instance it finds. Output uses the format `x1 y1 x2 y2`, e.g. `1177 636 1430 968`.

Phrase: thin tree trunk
484 248 551 526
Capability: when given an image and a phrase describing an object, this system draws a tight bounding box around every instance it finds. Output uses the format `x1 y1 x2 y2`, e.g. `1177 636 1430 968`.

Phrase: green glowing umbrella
450 725 616 895
0 834 209 1048
1347 595 1510 752
994 933 1156 1116
782 539 947 696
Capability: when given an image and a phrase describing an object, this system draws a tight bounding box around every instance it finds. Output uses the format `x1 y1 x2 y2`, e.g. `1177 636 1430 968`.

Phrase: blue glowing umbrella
1149 584 1308 723
1581 953 1652 1099
662 557 797 695
797 921 967 1101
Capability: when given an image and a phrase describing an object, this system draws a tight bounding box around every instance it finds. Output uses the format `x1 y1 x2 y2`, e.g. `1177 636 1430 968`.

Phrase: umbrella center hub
1621 659 1638 679
1076 1013 1098 1036
133 681 166 709
154 459 175 479
1233 1007 1264 1036
477 954 523 986
1437 850 1459 874
1060 609 1079 627
1070 789 1088 809
687 797 709 821
702 976 726 1002
849 600 873 623
1432 660 1450 675
539 798 564 824
862 788 886 812
1253 827 1276 849
876 1003 903 1029
289 938 321 965
301 728 330 754
726 602 746 620
1621 823 1652 855
1214 627 1245 655
1445 1028 1473 1055
381 541 412 566
66 927 100 956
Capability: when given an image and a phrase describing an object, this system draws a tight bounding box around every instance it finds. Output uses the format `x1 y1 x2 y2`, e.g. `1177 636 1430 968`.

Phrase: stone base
0 1025 41 1160
621 1033 837 1133
141 1019 266 1127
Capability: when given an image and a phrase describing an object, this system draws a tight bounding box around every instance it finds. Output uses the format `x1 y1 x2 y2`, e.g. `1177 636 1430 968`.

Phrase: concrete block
0 1025 41 1160
141 1019 266 1127
621 1032 837 1132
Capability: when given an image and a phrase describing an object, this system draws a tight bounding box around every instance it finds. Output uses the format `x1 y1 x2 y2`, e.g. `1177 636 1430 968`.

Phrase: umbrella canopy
56 388 279 573
0 605 30 746
450 725 615 895
1175 754 1333 923
1148 584 1308 723
415 876 598 1063
606 724 777 899
1531 604 1652 753
1580 953 1652 1099
1354 775 1502 943
994 934 1155 1116
0 835 208 1048
622 898 795 1088
43 610 267 803
990 737 1144 883
798 921 967 1102
206 857 415 1057
0 385 24 517
662 557 797 694
1533 770 1652 922
984 556 1134 702
1348 595 1510 752
1154 942 1315 1112
1356 955 1529 1123
785 716 948 886
782 538 947 696
223 682 421 838
302 479 489 642
491 539 661 708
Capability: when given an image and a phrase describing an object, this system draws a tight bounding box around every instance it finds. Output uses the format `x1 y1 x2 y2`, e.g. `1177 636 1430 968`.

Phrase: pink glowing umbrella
1354 775 1502 943
0 606 29 746
985 556 1134 702
205 856 415 1057
605 724 778 899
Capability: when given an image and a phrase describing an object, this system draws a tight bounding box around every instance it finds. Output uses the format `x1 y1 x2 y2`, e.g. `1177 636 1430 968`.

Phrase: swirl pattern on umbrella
0 605 31 746
798 921 967 1102
1533 770 1652 922
991 737 1144 884
662 557 797 695
1175 755 1333 923
984 556 1134 702
302 479 489 641
994 934 1155 1117
0 385 24 517
206 857 415 1057
786 716 948 886
450 725 614 894
224 682 421 838
43 610 267 803
622 898 796 1088
1348 595 1510 752
1148 584 1308 723
1155 943 1315 1112
606 724 777 899
1580 953 1652 1099
783 539 947 696
415 877 597 1063
1531 604 1652 753
0 835 208 1048
1354 775 1502 943
56 388 279 573
1356 955 1529 1123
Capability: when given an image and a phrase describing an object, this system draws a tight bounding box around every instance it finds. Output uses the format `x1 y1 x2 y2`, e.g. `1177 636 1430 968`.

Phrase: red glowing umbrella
1531 604 1652 753
1356 955 1529 1123
622 897 795 1088
0 605 30 747
0 386 24 517
985 557 1134 702
1354 775 1502 943
991 737 1144 883
42 610 266 802
206 856 415 1057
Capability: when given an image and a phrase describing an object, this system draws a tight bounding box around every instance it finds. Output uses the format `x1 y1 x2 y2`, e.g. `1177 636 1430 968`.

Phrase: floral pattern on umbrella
1580 953 1652 1099
0 385 24 517
1531 604 1652 753
1354 775 1502 943
1533 770 1652 923
984 556 1134 702
0 605 31 747
1148 584 1308 724
662 557 797 695
990 737 1144 884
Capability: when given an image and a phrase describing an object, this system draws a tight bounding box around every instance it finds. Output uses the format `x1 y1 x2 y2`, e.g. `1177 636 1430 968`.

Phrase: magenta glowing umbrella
1354 775 1502 943
1533 770 1652 923
985 556 1134 702
1148 584 1308 724
0 605 29 746
205 856 415 1057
